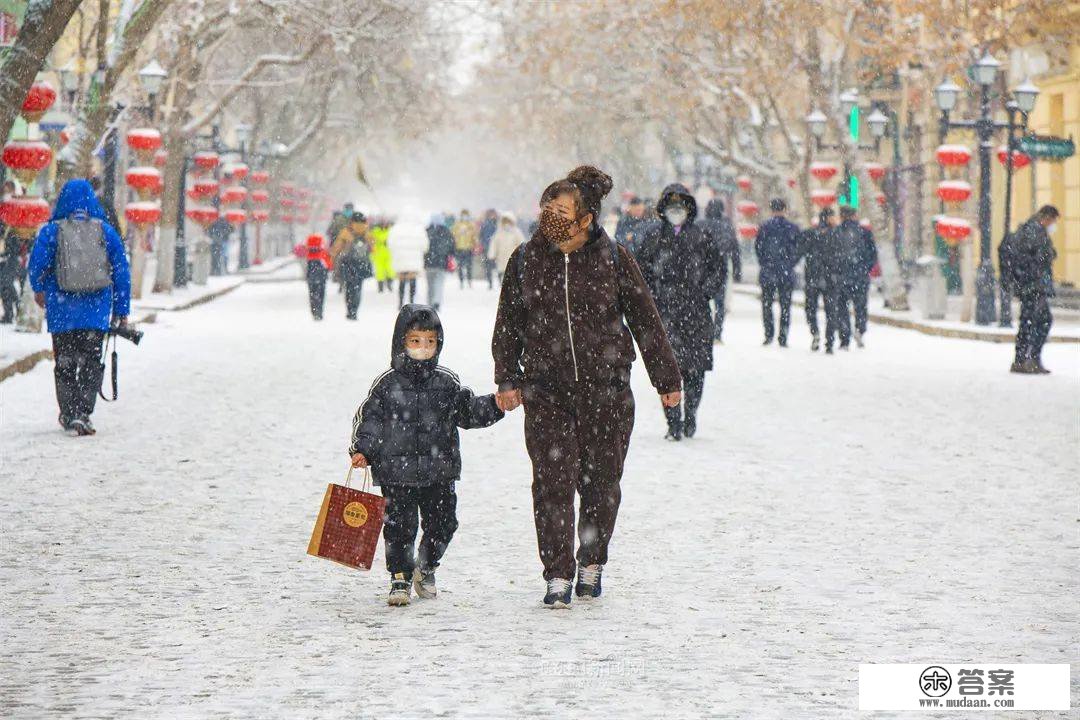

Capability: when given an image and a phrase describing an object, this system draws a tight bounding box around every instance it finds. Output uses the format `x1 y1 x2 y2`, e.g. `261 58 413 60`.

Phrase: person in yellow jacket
451 209 478 289
329 213 373 320
369 220 394 293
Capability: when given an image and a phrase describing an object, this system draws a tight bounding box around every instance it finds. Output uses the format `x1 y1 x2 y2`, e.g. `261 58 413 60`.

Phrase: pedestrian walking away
636 184 723 441
349 304 504 605
491 165 681 608
330 213 373 320
27 179 131 436
697 198 741 343
305 234 333 320
798 207 835 351
424 213 455 311
755 198 801 347
1009 205 1059 374
388 211 428 308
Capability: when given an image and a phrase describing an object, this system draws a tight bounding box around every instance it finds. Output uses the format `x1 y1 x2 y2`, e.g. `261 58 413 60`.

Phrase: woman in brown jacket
492 166 682 608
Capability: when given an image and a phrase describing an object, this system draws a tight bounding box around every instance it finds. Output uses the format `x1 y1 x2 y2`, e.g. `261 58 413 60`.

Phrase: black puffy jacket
348 304 503 486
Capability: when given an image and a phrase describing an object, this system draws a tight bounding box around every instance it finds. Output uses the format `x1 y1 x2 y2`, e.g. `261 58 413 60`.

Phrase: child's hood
391 303 445 372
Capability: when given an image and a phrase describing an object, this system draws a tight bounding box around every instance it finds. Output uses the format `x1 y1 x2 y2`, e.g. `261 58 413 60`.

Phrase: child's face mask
406 346 436 360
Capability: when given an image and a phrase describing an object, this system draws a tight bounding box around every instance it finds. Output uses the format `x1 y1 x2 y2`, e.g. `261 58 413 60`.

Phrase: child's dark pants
380 481 458 576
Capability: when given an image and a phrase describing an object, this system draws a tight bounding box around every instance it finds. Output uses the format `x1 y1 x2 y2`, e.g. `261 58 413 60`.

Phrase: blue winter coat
28 180 131 334
755 215 802 286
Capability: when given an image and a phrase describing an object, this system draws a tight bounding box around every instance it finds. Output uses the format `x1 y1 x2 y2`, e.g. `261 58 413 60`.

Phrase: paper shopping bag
307 467 385 570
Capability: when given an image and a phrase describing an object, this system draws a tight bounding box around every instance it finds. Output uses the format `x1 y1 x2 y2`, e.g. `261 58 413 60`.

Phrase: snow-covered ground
1 276 1077 718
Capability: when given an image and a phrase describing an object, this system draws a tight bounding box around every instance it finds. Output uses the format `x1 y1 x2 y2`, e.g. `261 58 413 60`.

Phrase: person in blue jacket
28 179 131 436
754 198 801 346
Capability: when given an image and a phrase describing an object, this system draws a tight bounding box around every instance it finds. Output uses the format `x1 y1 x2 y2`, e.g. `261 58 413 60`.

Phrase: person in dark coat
28 179 131 436
797 207 835 351
424 214 455 311
492 166 681 607
697 198 742 342
754 198 801 346
636 184 723 440
206 217 233 275
304 234 332 320
349 304 504 605
837 206 877 347
479 209 498 289
1009 205 1059 374
614 196 648 254
0 220 21 323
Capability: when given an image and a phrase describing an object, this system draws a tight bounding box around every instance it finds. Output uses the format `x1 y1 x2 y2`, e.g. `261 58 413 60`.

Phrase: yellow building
1006 8 1080 287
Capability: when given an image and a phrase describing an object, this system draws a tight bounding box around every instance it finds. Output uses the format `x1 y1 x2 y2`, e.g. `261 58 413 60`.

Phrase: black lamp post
934 53 1040 325
233 123 252 270
174 124 221 287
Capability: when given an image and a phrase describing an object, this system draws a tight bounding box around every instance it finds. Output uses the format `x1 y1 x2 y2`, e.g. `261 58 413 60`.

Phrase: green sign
1019 135 1075 161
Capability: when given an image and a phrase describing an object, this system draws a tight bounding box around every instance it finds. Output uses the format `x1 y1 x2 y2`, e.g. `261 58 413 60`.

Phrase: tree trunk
0 0 85 146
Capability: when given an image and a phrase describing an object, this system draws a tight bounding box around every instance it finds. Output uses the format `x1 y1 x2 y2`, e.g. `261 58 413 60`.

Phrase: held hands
34 292 45 308
660 391 682 408
351 453 368 468
496 388 522 412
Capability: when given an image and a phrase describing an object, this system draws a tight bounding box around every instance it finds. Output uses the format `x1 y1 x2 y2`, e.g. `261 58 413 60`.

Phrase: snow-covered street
2 277 1077 718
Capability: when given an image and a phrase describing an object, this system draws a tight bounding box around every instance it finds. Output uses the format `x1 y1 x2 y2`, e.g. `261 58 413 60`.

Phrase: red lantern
809 161 840 183
875 191 886 207
864 162 886 183
125 167 163 200
250 189 269 204
60 128 71 145
735 200 759 217
297 200 311 212
280 182 296 197
125 201 162 228
189 179 219 199
252 209 270 223
281 212 295 223
936 180 972 204
935 216 972 243
185 205 219 228
297 187 313 200
21 81 57 123
250 170 270 185
0 196 50 238
280 197 296 209
935 144 972 167
126 128 162 162
786 177 796 189
737 223 758 239
2 140 53 185
996 146 1031 169
224 162 249 181
225 208 247 225
735 175 751 191
153 149 168 168
192 151 220 173
810 189 837 207
220 185 247 205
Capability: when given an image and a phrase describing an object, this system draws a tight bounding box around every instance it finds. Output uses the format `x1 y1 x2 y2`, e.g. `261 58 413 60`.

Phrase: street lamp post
934 54 1039 325
234 123 252 270
174 124 221 287
806 90 885 206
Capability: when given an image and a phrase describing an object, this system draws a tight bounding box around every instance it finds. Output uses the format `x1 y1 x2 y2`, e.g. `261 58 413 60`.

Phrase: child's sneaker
387 572 411 606
575 564 602 598
413 567 437 599
543 578 572 608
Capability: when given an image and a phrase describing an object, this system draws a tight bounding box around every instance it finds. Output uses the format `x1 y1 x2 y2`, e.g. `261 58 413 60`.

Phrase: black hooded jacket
634 184 723 372
698 199 742 285
349 304 504 487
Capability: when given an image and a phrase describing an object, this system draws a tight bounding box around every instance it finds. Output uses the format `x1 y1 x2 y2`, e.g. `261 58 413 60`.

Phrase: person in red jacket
305 234 333 320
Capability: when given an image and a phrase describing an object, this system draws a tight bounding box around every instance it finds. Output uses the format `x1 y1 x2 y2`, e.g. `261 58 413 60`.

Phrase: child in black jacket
349 304 503 606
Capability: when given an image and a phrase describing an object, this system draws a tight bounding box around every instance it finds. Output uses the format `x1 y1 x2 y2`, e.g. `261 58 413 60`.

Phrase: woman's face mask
665 206 688 226
1046 222 1057 235
540 208 577 247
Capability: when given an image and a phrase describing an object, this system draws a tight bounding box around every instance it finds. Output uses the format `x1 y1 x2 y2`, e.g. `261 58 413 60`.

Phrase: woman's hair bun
566 165 613 199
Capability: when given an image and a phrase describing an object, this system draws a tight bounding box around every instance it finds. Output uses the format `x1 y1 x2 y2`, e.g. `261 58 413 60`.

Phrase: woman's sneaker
412 567 437 599
387 572 411 606
575 564 602 598
543 578 572 608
